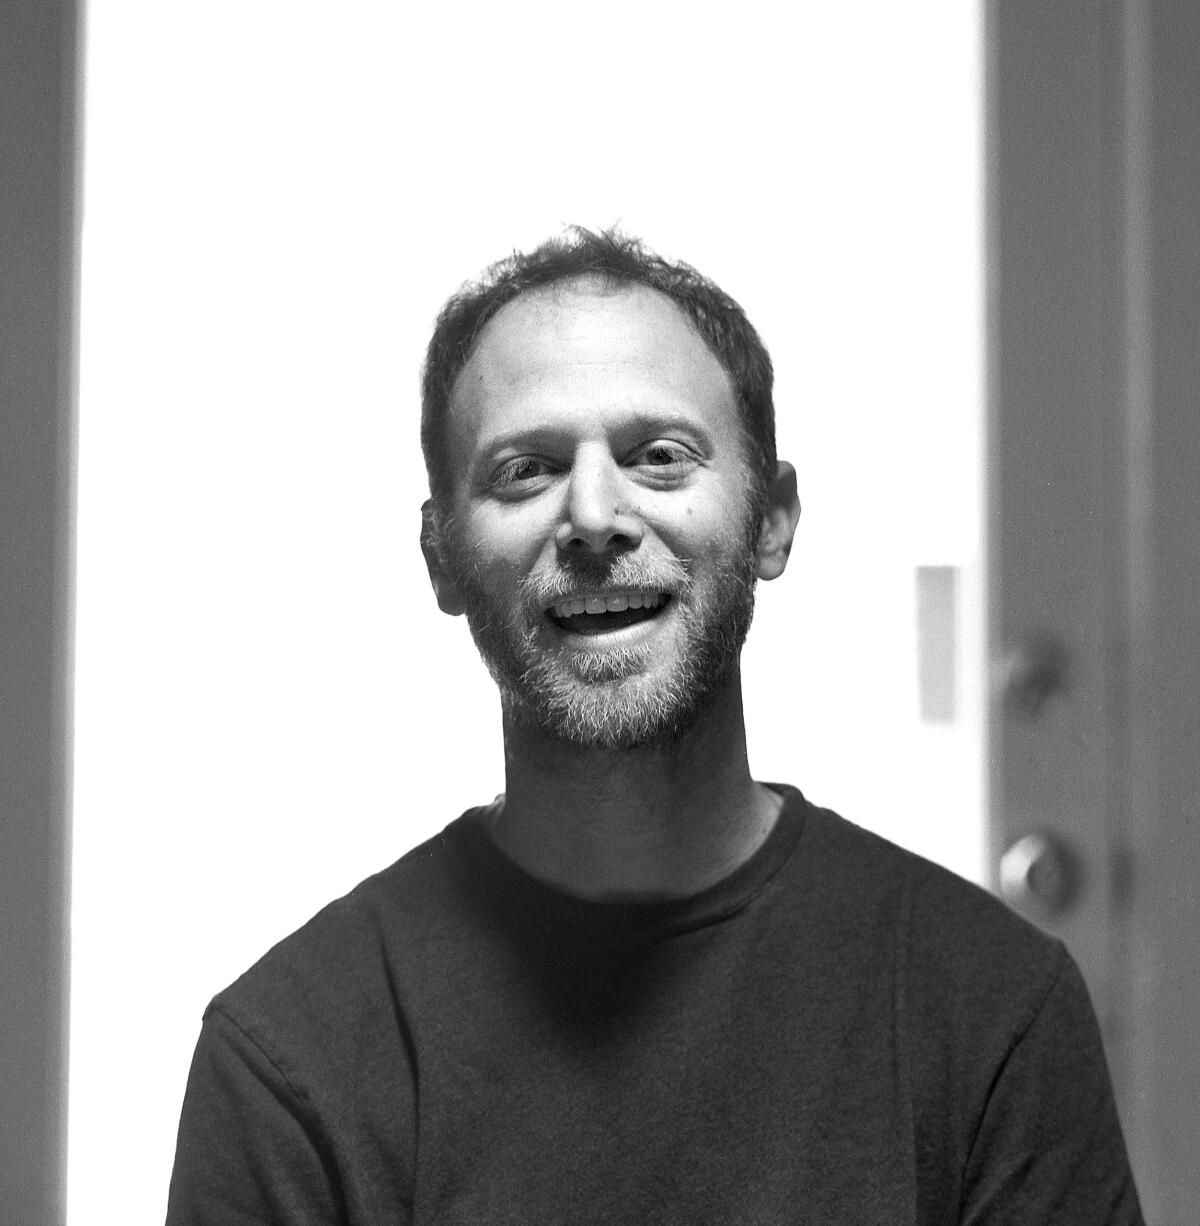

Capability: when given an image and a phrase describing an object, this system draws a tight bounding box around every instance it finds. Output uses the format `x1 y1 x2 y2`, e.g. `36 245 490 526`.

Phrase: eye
627 440 699 481
489 455 556 496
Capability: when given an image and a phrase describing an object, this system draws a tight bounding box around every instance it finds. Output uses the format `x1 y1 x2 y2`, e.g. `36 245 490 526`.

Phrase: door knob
1000 634 1070 718
999 831 1079 916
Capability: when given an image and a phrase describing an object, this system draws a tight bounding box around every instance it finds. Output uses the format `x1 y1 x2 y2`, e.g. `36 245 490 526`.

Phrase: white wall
70 2 982 1219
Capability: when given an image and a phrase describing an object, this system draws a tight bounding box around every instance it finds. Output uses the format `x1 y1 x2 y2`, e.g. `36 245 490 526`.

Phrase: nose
555 451 643 555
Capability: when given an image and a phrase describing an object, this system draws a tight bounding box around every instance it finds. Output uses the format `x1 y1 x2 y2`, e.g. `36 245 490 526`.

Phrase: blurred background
2 1 1196 1222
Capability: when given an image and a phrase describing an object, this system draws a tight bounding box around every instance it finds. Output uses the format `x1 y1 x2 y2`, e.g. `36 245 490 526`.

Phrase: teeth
550 591 666 619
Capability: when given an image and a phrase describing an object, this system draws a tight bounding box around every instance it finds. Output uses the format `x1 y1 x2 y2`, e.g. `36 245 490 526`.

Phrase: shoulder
208 816 479 1060
789 795 1072 1039
168 832 473 1222
799 796 1061 953
787 796 1135 1211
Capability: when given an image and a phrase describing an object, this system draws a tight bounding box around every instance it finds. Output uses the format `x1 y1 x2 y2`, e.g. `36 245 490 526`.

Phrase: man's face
431 280 764 749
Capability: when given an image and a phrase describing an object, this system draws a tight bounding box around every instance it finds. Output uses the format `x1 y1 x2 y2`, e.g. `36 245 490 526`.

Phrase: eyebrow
475 411 715 462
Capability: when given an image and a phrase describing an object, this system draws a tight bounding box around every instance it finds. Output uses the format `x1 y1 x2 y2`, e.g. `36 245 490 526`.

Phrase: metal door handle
999 831 1079 916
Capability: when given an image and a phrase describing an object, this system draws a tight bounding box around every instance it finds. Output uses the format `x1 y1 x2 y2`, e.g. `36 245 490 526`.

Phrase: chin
500 656 732 751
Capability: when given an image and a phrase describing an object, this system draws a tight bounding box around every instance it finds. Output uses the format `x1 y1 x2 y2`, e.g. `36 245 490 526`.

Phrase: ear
420 499 467 616
755 461 801 581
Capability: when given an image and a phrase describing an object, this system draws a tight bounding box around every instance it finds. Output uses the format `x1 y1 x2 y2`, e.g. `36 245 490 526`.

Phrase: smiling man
166 231 1142 1224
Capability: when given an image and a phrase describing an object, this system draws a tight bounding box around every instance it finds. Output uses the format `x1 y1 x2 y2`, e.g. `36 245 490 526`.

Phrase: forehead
446 281 739 459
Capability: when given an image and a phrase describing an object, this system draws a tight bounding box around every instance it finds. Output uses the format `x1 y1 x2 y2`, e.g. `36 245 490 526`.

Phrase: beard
442 514 761 750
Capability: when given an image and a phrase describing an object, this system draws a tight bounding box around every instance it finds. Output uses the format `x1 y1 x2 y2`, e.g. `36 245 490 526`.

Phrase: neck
486 669 781 902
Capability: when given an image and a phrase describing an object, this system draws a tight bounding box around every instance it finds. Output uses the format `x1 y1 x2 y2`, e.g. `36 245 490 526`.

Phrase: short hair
420 228 776 513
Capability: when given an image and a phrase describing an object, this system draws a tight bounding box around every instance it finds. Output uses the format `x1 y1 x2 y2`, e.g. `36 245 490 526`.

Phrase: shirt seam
957 940 1073 1212
206 1000 322 1125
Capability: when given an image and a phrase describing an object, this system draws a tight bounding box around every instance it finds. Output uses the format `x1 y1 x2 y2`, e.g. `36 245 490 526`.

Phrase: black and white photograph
2 1 1196 1222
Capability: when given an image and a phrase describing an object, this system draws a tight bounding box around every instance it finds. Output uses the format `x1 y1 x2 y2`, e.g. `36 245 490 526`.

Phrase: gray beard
446 532 760 751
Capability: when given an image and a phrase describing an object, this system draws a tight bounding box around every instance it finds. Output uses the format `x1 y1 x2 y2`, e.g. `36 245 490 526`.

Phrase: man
167 230 1142 1223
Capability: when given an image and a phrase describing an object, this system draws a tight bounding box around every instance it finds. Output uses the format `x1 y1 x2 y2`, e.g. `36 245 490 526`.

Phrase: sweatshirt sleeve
165 1007 351 1226
958 950 1144 1225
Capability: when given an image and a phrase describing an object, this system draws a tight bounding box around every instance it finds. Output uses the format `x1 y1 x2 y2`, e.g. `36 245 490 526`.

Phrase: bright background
70 3 983 1219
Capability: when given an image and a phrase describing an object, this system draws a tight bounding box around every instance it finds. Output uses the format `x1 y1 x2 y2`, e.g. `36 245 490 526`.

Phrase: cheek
679 487 754 550
455 509 556 588
696 515 759 575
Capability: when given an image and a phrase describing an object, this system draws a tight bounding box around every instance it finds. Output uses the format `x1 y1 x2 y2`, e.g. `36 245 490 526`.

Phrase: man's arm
959 952 1144 1224
165 1008 350 1226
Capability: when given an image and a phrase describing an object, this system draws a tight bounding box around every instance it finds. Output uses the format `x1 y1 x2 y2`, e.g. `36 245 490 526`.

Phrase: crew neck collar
443 783 808 944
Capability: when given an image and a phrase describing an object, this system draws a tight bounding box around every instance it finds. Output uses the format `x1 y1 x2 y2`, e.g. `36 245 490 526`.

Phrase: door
987 3 1200 1221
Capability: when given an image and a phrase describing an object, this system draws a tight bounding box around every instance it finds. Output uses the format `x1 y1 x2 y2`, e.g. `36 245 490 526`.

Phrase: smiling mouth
545 590 670 637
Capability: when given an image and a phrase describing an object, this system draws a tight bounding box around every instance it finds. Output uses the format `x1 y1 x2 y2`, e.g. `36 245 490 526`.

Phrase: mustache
517 553 692 606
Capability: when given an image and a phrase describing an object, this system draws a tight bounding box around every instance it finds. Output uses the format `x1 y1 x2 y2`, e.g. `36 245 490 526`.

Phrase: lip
543 591 674 643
